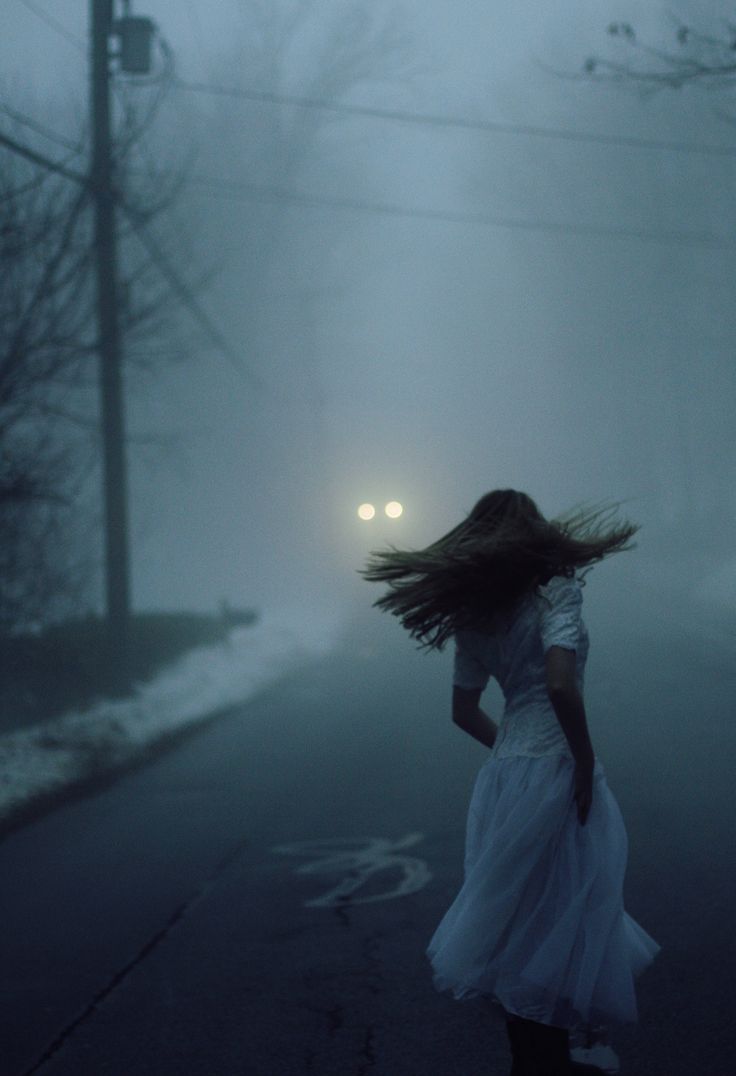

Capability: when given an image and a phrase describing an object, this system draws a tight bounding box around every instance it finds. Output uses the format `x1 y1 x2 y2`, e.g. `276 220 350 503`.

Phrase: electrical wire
0 128 255 381
119 201 263 386
170 170 736 251
0 149 82 203
5 125 736 252
0 129 87 185
0 102 84 154
15 0 736 160
15 0 85 51
170 77 736 159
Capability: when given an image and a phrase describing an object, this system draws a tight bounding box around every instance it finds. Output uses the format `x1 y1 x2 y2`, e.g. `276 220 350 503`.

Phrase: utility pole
90 0 130 685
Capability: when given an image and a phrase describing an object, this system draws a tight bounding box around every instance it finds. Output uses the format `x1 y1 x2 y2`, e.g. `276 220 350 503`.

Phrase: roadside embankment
0 607 342 836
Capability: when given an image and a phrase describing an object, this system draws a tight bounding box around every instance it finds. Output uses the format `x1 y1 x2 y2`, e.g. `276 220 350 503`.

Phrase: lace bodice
452 575 589 760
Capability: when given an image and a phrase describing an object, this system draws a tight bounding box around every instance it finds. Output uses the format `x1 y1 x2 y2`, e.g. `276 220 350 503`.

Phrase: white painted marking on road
272 833 432 907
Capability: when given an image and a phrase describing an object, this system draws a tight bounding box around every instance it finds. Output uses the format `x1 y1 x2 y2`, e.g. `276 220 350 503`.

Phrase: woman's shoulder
537 572 584 598
456 575 583 644
536 573 586 652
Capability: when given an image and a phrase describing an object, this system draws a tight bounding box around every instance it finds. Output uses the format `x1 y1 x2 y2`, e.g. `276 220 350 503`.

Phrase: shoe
524 1020 608 1075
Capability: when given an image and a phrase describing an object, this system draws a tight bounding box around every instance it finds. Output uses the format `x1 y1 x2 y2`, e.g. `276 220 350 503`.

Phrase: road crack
357 1024 377 1073
20 835 250 1076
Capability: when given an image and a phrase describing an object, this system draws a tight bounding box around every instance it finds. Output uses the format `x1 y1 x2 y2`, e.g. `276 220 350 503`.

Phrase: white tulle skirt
427 754 659 1028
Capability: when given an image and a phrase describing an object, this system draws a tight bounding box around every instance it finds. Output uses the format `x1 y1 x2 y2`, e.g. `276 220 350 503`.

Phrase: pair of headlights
357 502 403 521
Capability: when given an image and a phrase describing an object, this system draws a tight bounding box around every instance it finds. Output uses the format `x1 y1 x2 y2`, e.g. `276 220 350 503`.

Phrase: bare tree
0 153 92 629
583 15 736 92
579 12 736 547
1 1 416 630
0 97 188 632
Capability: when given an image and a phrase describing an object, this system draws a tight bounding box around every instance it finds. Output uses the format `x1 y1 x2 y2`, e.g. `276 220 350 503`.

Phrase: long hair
360 489 639 650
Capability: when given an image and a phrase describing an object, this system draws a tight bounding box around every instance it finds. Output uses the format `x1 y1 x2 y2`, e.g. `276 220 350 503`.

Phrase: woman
361 489 659 1076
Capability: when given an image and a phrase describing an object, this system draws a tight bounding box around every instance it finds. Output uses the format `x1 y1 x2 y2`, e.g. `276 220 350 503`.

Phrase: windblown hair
360 489 639 650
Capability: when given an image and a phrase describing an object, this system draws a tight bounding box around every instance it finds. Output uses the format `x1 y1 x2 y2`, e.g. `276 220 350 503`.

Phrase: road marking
272 833 432 907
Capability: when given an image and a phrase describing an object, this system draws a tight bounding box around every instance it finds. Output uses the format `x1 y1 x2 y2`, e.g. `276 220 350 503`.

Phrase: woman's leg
503 1015 531 1076
504 1014 525 1075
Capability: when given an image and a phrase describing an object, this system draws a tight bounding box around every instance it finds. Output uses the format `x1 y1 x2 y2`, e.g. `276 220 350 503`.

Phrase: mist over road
0 595 733 1075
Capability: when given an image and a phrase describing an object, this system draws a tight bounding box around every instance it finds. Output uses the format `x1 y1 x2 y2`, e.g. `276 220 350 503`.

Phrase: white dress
426 574 659 1028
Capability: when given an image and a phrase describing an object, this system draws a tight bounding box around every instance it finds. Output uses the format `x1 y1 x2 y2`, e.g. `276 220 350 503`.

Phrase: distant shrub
0 608 258 735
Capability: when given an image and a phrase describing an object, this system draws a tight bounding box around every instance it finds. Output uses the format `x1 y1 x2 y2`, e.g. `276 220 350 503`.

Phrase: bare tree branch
583 14 736 91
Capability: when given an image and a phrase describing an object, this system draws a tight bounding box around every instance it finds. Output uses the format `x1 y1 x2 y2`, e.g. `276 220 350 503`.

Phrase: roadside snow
0 606 343 828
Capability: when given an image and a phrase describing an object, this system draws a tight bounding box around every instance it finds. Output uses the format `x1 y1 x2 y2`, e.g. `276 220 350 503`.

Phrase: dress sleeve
539 576 583 653
452 633 491 691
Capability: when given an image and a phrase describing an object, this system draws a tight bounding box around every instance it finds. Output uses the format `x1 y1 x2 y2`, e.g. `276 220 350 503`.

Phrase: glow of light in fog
385 501 403 519
358 503 376 520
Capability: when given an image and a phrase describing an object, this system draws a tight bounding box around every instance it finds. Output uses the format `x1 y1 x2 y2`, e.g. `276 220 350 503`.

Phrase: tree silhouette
0 100 185 631
584 15 736 92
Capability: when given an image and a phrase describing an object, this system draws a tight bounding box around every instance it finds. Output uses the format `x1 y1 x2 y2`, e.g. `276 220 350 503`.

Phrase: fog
4 5 736 1071
3 0 735 626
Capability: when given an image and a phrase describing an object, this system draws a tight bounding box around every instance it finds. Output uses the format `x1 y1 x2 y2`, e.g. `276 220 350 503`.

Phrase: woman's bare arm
452 686 498 749
545 645 595 824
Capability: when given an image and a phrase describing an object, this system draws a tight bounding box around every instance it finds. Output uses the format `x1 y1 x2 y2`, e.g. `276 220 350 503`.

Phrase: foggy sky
3 0 735 621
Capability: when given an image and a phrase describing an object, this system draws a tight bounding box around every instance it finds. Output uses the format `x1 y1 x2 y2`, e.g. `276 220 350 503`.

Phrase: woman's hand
452 687 498 749
574 759 594 825
545 648 596 826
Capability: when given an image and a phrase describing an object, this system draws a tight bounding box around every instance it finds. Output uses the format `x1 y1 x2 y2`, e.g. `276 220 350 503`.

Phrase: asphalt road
1 595 734 1076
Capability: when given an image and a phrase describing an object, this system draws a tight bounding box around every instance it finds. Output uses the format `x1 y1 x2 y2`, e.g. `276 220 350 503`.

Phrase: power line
171 77 736 159
0 101 84 154
15 1 736 160
5 127 735 253
14 0 736 160
119 201 263 387
175 170 736 251
0 128 256 381
15 0 85 51
0 148 82 203
0 128 88 185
